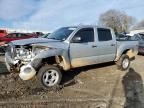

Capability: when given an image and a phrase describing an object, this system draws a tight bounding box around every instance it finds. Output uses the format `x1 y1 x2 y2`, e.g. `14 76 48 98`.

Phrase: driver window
73 28 94 43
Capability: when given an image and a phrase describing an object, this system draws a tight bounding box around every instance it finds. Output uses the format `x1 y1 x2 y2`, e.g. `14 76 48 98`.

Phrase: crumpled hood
11 38 60 45
11 38 69 49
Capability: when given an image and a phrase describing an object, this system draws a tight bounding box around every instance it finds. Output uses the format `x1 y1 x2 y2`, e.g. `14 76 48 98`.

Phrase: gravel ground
0 55 144 108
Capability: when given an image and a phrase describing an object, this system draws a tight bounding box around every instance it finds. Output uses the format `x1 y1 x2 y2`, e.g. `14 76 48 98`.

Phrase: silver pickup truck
5 25 138 88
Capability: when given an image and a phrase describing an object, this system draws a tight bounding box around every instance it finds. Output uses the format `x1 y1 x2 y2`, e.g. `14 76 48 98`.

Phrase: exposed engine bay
5 43 50 80
8 43 49 66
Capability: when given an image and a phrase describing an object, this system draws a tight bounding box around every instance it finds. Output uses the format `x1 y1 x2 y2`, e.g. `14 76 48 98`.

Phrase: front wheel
37 65 62 88
116 54 130 71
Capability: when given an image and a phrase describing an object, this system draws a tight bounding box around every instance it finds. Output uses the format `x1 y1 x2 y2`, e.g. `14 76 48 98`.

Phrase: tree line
98 9 144 33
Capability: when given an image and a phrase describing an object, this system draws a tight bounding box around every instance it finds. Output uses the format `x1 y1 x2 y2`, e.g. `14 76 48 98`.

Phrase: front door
69 28 97 68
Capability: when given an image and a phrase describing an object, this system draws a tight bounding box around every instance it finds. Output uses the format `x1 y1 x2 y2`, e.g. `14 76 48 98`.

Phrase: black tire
116 54 130 71
37 65 62 88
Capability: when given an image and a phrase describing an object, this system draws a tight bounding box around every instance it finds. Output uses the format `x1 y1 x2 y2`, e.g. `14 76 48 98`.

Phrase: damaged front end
5 43 49 80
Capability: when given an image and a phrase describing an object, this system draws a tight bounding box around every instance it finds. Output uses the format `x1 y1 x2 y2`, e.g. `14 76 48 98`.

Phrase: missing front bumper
5 52 19 72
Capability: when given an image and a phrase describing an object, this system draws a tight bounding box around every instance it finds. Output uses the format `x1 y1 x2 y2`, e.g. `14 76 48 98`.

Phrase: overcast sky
0 0 144 31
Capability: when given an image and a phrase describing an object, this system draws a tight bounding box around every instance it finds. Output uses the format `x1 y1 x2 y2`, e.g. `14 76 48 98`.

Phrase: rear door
95 28 116 62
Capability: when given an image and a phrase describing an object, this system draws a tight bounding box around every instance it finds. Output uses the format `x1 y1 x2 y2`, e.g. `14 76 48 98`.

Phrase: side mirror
72 36 81 43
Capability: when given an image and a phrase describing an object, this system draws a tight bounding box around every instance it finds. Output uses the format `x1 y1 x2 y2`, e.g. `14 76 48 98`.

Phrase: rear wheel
37 65 62 88
116 54 130 71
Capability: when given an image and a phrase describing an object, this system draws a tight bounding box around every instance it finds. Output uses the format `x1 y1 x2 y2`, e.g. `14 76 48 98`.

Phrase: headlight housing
15 46 32 61
32 46 49 56
14 45 49 62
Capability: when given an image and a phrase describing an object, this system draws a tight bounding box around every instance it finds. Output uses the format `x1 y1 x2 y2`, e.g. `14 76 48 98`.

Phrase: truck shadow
122 68 144 108
138 53 144 56
61 62 115 87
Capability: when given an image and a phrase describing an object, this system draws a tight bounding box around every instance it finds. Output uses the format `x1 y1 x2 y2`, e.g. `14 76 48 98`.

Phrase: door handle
111 44 115 46
92 45 97 48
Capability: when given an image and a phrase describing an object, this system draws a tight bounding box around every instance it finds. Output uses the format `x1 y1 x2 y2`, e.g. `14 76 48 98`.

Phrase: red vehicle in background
0 33 38 53
0 29 7 37
0 32 37 45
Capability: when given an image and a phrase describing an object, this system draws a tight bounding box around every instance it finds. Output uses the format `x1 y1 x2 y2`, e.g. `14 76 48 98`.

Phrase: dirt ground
0 55 144 108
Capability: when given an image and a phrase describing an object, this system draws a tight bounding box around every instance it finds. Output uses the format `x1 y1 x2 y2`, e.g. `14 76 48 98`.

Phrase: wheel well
122 49 130 54
122 49 134 58
42 56 64 67
42 56 56 64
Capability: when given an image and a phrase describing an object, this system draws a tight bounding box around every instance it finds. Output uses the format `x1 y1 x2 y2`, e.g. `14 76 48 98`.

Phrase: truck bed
115 40 138 61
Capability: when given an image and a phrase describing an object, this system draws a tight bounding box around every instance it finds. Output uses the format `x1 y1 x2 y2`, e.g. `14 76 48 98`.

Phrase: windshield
46 27 76 41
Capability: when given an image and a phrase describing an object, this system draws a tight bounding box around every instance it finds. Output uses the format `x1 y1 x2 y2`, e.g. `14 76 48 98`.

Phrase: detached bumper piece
19 64 36 80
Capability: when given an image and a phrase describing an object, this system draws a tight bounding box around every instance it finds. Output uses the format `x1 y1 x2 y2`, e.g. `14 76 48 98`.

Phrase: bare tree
98 9 135 33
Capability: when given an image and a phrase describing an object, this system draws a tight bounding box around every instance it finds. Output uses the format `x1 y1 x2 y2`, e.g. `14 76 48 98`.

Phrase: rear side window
16 34 25 38
97 28 112 41
15 33 28 38
6 34 16 38
16 34 21 38
73 28 94 43
21 34 28 38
